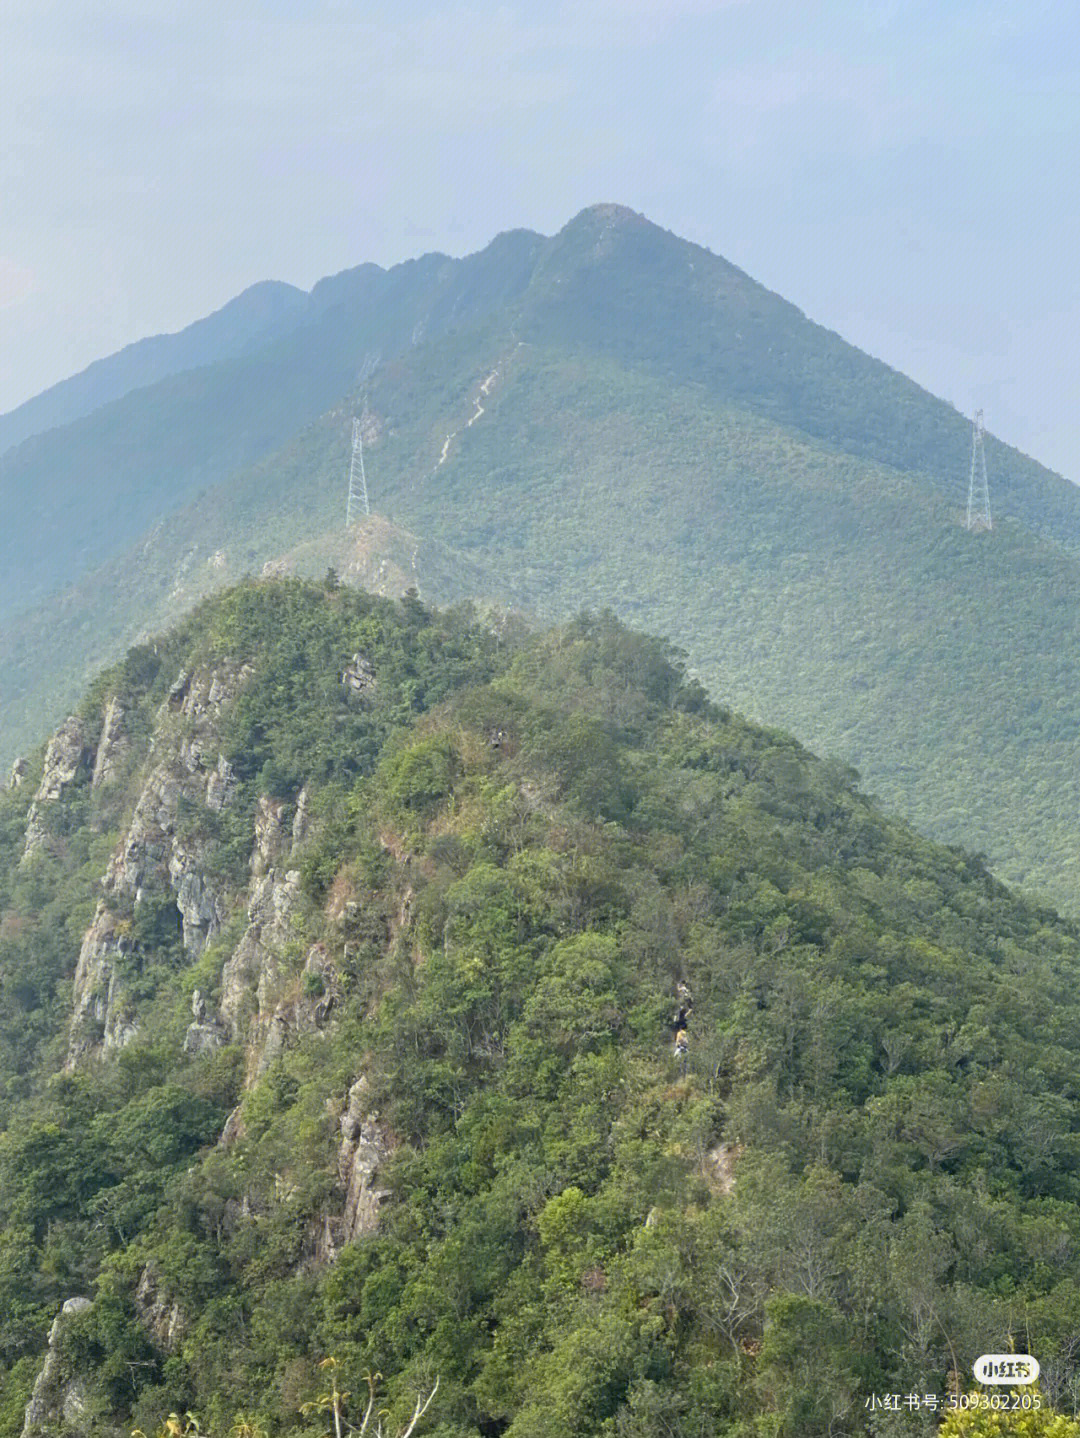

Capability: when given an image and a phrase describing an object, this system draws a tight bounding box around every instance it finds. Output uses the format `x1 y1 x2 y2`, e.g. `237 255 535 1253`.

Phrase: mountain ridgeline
0 229 544 621
3 583 1080 1437
5 203 1080 923
0 281 313 459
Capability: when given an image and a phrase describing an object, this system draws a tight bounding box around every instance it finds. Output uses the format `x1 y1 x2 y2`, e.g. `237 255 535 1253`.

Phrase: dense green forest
4 580 1080 1435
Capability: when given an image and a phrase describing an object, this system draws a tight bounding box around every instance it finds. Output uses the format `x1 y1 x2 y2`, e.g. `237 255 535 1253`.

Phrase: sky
3 0 1079 479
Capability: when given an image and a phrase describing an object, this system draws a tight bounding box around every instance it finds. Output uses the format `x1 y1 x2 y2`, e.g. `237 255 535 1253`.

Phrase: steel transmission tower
965 409 992 532
345 416 370 528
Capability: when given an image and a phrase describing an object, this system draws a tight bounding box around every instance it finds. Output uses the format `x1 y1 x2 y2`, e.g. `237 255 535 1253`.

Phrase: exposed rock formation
20 808 50 861
318 1077 395 1262
103 764 185 898
8 757 29 789
206 754 237 811
705 1141 743 1196
21 716 88 863
91 695 127 788
338 1077 394 1242
169 835 225 956
219 867 302 1050
219 1105 246 1148
182 987 228 1056
167 669 191 707
341 651 375 698
67 661 252 1065
252 794 288 877
103 662 248 906
67 905 138 1068
33 717 87 802
134 1266 185 1353
292 784 311 850
20 1296 92 1438
252 942 340 1078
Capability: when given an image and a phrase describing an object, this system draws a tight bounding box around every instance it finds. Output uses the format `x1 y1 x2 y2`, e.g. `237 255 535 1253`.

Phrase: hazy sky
3 0 1079 479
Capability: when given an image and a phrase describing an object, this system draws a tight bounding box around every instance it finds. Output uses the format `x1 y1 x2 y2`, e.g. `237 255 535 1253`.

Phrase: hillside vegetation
3 582 1080 1435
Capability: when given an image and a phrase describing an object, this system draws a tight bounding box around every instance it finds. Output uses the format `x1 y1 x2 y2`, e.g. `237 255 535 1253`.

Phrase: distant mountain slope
7 204 1080 919
0 503 502 767
515 206 1080 554
8 326 1080 916
8 206 1080 628
0 229 543 620
0 280 311 456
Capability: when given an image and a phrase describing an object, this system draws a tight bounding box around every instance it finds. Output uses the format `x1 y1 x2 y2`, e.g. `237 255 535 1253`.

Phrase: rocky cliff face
68 661 251 1064
217 865 301 1053
19 624 401 1400
211 792 342 1086
20 1297 93 1438
103 663 249 906
52 663 342 1093
32 717 87 803
133 1266 186 1354
315 1076 395 1263
66 905 139 1067
21 716 88 863
338 1076 394 1242
91 695 128 788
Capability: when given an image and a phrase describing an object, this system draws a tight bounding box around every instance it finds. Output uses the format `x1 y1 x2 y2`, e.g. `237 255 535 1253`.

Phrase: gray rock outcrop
33 717 87 802
67 905 138 1068
20 1296 93 1438
252 795 287 878
169 835 225 956
134 1266 185 1353
183 987 228 1056
68 661 251 1066
21 716 88 863
292 784 311 850
91 696 127 788
339 1077 393 1243
206 754 237 811
8 757 29 789
341 652 376 698
102 662 249 909
189 794 329 1072
219 867 301 1046
316 1077 394 1263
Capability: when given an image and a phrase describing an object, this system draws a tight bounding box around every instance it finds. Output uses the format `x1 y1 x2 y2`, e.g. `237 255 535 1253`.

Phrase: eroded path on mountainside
433 342 524 470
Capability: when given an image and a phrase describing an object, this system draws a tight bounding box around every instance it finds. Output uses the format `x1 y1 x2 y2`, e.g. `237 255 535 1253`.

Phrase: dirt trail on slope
467 365 500 427
433 343 523 469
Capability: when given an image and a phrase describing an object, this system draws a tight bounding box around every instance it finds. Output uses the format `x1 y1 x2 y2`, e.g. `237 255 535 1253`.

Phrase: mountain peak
562 202 653 236
577 201 646 223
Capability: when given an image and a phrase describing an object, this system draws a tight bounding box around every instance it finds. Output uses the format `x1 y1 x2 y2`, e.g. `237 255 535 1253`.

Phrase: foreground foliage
2 583 1080 1434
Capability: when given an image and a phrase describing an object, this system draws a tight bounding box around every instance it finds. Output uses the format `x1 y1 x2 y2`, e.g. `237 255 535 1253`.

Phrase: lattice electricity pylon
965 409 992 532
345 416 370 527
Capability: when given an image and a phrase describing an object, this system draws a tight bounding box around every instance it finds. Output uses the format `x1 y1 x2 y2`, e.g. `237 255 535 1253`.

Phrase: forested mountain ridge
3 581 1080 1435
0 228 543 622
8 204 1080 920
7 204 1078 620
